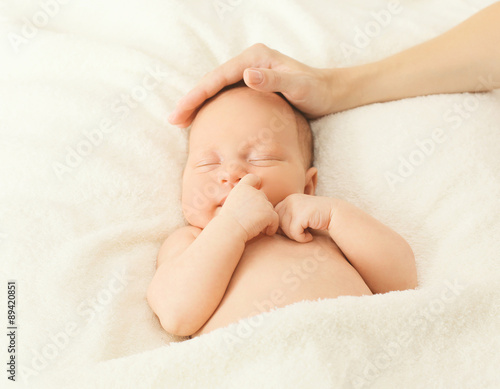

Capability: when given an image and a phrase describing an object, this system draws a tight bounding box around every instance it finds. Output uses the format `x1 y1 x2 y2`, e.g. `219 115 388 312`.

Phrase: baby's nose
218 160 247 185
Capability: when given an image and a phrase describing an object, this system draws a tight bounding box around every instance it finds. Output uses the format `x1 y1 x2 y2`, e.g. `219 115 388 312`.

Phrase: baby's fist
274 194 334 243
219 174 279 242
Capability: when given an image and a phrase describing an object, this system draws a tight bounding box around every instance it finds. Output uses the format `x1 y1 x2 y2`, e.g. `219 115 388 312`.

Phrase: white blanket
1 0 499 388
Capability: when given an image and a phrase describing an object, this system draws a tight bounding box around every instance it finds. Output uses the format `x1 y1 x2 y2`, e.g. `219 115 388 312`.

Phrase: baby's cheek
261 180 286 206
181 191 213 229
182 200 212 229
263 174 304 206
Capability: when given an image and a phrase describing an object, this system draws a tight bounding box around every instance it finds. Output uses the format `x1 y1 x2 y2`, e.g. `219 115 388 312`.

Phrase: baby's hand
274 194 334 243
219 174 280 242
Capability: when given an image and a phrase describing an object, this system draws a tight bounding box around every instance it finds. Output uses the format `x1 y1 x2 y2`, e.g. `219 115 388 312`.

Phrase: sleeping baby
147 83 418 338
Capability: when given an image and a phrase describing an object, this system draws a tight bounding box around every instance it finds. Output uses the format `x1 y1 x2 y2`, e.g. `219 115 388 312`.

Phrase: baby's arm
147 215 247 337
147 174 279 337
327 198 417 294
275 195 417 294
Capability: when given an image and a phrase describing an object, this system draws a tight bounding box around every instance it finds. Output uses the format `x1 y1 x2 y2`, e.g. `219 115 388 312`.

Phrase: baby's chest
233 233 349 284
193 232 370 336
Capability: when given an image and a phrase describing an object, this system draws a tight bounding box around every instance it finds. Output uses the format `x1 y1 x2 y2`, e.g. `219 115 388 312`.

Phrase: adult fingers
169 43 290 127
243 67 299 95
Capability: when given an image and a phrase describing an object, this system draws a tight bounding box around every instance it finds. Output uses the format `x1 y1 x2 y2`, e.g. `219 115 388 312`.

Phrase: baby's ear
303 167 318 195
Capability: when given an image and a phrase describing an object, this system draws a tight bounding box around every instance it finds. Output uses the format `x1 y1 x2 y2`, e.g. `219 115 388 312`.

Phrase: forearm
149 214 246 335
328 198 417 294
338 2 500 111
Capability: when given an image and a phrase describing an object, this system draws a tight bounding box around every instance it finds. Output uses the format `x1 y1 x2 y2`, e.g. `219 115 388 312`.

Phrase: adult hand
168 43 350 128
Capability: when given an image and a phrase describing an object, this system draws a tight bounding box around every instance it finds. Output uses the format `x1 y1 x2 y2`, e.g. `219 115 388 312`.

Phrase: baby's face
182 87 317 229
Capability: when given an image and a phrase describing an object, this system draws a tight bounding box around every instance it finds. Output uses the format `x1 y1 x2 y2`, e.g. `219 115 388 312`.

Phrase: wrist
324 67 351 114
215 212 249 243
324 66 368 113
340 61 386 112
327 197 344 236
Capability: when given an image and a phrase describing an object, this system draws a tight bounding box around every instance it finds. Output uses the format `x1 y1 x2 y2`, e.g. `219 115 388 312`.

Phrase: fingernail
168 112 176 122
247 69 263 84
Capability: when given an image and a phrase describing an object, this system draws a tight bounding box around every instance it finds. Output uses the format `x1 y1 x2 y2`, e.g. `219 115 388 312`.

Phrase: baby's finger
273 199 286 215
278 209 293 239
265 211 280 236
290 220 313 243
276 226 286 237
238 173 261 189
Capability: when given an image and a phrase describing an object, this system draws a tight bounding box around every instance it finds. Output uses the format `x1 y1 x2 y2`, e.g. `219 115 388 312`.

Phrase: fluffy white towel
1 0 499 388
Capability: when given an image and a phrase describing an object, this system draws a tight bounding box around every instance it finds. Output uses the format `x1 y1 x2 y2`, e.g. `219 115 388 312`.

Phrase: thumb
238 173 261 189
300 230 313 243
265 210 280 236
243 68 295 94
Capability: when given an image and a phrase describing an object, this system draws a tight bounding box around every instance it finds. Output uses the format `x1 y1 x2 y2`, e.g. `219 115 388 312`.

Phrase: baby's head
181 83 317 228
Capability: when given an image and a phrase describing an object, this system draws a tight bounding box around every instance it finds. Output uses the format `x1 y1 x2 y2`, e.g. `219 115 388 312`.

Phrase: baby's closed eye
194 160 221 172
193 157 282 171
248 158 282 167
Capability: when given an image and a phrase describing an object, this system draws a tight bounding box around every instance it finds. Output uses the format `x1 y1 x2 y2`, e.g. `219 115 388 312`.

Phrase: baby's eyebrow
240 139 281 153
191 139 282 158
